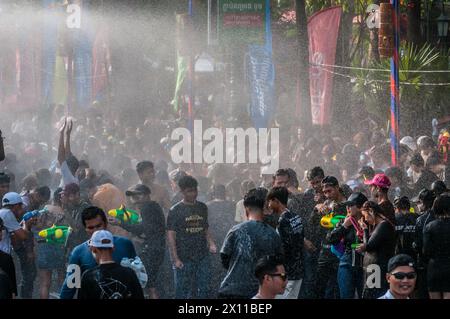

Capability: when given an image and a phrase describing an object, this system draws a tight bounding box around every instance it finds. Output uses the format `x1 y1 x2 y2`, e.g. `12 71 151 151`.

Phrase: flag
308 6 342 125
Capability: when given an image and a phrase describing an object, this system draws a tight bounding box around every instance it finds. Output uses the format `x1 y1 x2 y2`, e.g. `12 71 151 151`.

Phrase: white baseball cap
400 136 417 151
2 192 23 207
88 230 114 248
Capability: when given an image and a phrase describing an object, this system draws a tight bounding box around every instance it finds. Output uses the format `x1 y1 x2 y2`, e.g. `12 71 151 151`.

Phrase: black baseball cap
387 254 416 273
431 180 449 196
411 188 435 203
125 184 151 196
321 176 339 187
343 192 368 207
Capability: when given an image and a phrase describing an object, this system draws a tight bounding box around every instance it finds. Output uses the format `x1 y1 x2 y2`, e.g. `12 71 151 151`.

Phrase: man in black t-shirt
123 184 166 299
267 186 304 299
167 176 217 299
219 189 283 299
79 230 144 299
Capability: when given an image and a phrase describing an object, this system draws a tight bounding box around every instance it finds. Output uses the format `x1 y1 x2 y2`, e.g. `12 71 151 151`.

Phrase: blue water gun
20 207 49 222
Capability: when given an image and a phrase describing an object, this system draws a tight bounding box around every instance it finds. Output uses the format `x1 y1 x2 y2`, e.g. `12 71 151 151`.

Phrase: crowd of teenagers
0 106 449 299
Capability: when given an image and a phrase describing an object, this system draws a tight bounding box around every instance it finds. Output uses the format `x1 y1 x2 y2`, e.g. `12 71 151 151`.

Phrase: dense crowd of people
0 105 449 299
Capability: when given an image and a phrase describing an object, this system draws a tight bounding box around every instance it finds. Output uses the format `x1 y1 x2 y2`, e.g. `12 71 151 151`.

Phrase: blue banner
42 0 58 105
246 0 275 129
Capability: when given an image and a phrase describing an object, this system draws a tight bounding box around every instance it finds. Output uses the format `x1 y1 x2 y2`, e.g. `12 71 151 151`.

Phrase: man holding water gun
327 192 368 299
314 176 347 299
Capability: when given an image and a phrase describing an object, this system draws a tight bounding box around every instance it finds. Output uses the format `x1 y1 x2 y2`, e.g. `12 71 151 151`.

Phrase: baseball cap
88 230 114 248
2 192 23 206
431 180 449 196
387 254 416 273
125 184 151 196
400 136 417 151
344 192 368 207
364 173 391 188
412 188 435 203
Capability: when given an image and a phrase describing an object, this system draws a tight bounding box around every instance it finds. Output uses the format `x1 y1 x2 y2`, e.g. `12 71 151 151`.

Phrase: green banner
217 0 266 46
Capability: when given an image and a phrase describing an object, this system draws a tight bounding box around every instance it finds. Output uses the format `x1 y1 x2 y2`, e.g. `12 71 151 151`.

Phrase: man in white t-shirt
0 192 33 255
57 118 79 188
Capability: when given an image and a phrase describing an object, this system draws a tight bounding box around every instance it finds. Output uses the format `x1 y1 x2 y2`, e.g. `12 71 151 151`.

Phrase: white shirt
378 290 410 299
59 160 79 188
0 208 21 254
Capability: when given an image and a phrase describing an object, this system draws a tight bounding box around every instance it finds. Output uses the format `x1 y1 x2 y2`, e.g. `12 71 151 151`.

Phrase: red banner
308 6 342 125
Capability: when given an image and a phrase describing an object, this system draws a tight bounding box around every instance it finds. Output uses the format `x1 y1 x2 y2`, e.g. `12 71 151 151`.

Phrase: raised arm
58 118 67 165
65 119 73 158
0 130 5 162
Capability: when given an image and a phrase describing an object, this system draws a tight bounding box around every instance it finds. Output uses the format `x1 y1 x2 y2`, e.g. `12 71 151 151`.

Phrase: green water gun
108 205 142 224
38 225 72 245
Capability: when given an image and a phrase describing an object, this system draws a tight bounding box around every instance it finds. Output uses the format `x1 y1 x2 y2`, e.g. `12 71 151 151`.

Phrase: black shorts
141 246 165 288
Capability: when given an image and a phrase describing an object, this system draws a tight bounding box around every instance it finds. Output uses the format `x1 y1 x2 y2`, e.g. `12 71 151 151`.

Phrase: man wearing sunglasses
379 254 417 299
253 255 288 299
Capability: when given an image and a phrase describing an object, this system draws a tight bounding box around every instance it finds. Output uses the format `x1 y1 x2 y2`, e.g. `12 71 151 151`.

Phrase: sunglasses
268 273 288 281
390 272 417 280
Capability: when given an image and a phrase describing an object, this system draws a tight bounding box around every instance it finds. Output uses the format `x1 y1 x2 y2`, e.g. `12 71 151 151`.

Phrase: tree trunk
407 0 422 45
295 0 312 132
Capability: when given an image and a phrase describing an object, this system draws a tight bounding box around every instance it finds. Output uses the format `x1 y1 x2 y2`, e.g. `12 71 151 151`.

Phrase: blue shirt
59 236 136 299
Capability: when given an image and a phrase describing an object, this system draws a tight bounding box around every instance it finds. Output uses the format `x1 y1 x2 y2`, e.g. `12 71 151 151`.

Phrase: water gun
20 207 49 222
108 206 142 224
38 225 72 245
320 213 345 229
438 129 449 163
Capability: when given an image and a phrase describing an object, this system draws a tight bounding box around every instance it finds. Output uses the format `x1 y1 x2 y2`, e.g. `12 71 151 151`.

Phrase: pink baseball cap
364 173 391 188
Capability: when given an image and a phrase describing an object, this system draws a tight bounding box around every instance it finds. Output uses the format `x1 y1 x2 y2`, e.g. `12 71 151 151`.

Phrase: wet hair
340 184 353 198
274 168 290 179
394 196 411 210
432 195 450 217
322 176 339 187
267 187 289 206
243 188 266 211
286 168 299 188
255 255 285 284
136 161 154 174
81 206 107 227
33 186 51 202
53 187 63 206
409 153 424 167
178 175 198 191
307 167 325 181
362 201 386 219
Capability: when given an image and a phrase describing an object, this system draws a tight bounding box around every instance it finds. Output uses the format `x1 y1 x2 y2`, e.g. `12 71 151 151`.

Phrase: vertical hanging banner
92 26 110 103
218 0 275 129
72 0 93 109
308 6 342 125
42 0 59 106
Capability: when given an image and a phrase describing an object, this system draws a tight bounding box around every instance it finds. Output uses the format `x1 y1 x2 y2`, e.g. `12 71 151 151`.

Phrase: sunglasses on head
391 272 416 280
268 273 288 281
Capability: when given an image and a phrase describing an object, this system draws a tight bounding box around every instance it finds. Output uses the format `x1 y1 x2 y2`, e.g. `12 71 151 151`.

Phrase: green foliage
352 43 446 134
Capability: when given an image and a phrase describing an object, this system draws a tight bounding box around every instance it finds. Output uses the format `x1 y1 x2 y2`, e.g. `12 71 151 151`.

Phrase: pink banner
308 6 342 125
